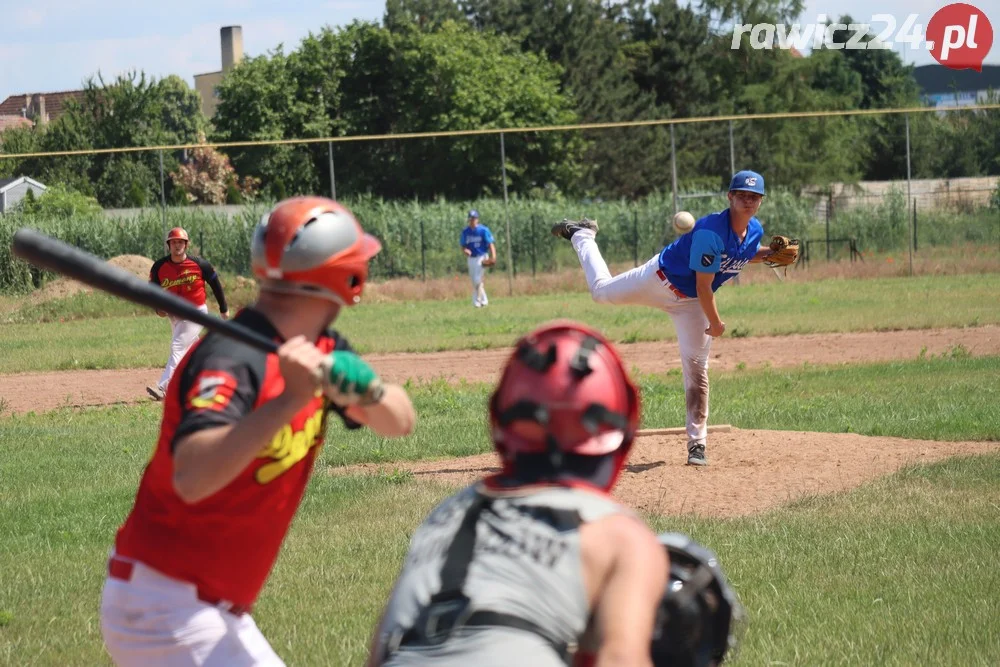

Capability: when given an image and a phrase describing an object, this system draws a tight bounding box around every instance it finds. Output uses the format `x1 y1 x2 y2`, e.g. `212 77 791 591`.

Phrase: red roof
0 90 86 122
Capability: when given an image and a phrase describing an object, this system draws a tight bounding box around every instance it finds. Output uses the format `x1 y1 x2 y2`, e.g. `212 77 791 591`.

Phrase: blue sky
1 0 996 103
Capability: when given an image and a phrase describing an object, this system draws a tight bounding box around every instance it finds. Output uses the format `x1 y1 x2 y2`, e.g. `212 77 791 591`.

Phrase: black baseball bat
12 228 278 354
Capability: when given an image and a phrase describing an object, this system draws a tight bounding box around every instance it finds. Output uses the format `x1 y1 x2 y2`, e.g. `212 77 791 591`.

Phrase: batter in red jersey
101 198 417 667
147 227 230 401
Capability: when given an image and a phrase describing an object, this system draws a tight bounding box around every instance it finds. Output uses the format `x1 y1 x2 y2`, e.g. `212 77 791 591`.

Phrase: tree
384 0 465 31
20 71 209 206
212 46 328 199
171 140 260 204
735 49 865 187
213 20 581 200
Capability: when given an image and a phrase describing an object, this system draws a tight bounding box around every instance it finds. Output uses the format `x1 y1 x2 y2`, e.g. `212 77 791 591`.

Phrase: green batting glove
322 351 383 405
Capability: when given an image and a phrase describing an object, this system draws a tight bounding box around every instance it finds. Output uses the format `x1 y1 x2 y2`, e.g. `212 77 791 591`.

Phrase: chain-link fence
2 106 998 292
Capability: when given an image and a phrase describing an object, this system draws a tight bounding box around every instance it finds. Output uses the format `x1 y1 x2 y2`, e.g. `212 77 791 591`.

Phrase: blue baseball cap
468 209 480 219
729 170 765 196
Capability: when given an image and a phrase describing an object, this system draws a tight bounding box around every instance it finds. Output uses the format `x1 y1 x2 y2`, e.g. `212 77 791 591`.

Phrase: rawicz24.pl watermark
731 3 994 71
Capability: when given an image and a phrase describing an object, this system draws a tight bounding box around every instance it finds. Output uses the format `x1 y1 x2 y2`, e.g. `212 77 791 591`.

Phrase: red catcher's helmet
488 320 640 492
251 197 382 305
165 227 189 245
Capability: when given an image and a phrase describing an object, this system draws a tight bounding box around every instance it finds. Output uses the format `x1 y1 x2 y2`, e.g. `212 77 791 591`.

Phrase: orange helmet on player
251 196 382 305
165 227 189 247
488 320 640 492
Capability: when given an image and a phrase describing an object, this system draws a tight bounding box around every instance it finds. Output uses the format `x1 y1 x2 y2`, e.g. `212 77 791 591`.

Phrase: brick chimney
29 93 48 124
221 26 244 72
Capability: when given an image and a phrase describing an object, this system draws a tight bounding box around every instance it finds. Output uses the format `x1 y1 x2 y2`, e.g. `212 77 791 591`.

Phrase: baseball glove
481 258 496 267
764 236 800 268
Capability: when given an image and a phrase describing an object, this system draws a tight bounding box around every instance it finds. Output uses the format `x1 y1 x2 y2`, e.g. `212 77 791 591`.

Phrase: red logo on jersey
185 370 238 412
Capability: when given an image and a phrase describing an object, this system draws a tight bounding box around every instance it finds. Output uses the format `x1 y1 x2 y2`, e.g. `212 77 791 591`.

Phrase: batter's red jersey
114 308 360 607
149 255 223 309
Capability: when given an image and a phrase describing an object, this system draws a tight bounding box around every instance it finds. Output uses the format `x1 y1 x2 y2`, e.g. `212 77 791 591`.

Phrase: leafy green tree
213 20 580 199
15 183 103 218
825 17 923 180
736 49 865 187
385 0 465 31
212 47 327 198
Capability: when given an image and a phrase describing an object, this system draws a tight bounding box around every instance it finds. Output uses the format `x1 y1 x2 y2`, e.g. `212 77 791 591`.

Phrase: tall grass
2 192 996 292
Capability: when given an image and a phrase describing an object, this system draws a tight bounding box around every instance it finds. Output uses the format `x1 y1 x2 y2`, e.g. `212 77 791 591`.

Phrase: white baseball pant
157 305 208 391
571 231 711 444
467 256 489 307
100 555 284 667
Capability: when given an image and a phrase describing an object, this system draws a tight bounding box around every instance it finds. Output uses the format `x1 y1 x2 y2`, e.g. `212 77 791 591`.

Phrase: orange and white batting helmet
165 227 189 245
251 196 382 306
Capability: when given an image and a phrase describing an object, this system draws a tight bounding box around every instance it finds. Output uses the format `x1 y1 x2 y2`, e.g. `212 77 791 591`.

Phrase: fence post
825 192 831 261
728 119 735 175
500 132 514 296
328 141 337 200
670 124 679 216
912 198 918 252
633 209 639 267
905 113 913 277
419 218 426 281
158 150 167 239
531 213 536 277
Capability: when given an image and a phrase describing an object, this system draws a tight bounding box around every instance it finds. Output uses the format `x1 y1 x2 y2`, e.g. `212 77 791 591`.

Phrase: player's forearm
696 282 722 327
172 395 305 503
207 275 228 312
345 384 416 438
748 246 771 264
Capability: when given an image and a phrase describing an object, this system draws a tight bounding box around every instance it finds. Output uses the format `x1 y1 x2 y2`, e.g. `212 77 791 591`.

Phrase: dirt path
1 326 998 416
335 429 1000 518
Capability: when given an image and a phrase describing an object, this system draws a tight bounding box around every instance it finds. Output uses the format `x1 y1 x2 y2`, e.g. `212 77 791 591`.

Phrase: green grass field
1 273 998 373
2 356 999 665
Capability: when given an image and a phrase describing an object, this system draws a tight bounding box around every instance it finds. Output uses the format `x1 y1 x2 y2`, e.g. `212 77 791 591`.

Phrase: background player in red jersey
147 227 230 401
101 197 416 667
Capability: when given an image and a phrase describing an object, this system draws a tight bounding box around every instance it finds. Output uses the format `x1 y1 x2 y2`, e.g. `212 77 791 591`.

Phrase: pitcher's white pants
100 557 284 667
467 256 489 307
157 305 207 390
571 231 711 444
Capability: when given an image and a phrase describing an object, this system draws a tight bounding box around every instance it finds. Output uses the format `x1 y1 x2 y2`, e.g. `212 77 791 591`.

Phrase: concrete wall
807 176 999 218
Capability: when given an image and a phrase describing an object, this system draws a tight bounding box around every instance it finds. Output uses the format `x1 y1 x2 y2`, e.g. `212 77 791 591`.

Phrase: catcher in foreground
367 321 743 666
552 170 795 467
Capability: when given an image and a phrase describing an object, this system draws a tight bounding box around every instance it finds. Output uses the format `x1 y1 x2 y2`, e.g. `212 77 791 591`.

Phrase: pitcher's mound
335 429 999 518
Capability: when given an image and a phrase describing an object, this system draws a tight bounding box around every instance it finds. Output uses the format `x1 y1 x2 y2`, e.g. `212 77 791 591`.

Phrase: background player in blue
553 170 783 466
460 209 497 308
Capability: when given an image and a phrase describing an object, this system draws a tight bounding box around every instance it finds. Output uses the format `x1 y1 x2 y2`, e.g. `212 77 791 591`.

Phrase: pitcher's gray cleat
687 441 707 466
146 385 165 401
551 218 599 240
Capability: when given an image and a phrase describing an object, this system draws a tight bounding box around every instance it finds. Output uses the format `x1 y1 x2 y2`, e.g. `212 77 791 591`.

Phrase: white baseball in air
672 211 696 235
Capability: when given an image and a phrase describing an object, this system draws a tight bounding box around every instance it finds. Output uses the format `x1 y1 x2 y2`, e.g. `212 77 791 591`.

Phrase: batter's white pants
100 557 284 667
157 305 208 391
467 256 489 307
571 231 711 444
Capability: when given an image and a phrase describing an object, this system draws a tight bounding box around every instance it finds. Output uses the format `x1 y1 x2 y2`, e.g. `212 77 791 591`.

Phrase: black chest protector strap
389 492 572 662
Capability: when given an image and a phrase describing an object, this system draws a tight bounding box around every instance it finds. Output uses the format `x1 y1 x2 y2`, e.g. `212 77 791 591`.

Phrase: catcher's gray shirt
375 482 629 666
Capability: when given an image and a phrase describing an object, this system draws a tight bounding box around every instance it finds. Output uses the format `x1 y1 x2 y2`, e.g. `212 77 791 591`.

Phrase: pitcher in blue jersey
552 170 781 466
460 209 497 308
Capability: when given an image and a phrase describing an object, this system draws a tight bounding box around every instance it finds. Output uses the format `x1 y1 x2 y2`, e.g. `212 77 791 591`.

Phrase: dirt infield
1 325 997 416
335 429 1000 518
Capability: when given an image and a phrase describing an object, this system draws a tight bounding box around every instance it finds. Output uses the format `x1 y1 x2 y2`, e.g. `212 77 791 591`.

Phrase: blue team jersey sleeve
483 227 495 244
689 229 725 273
